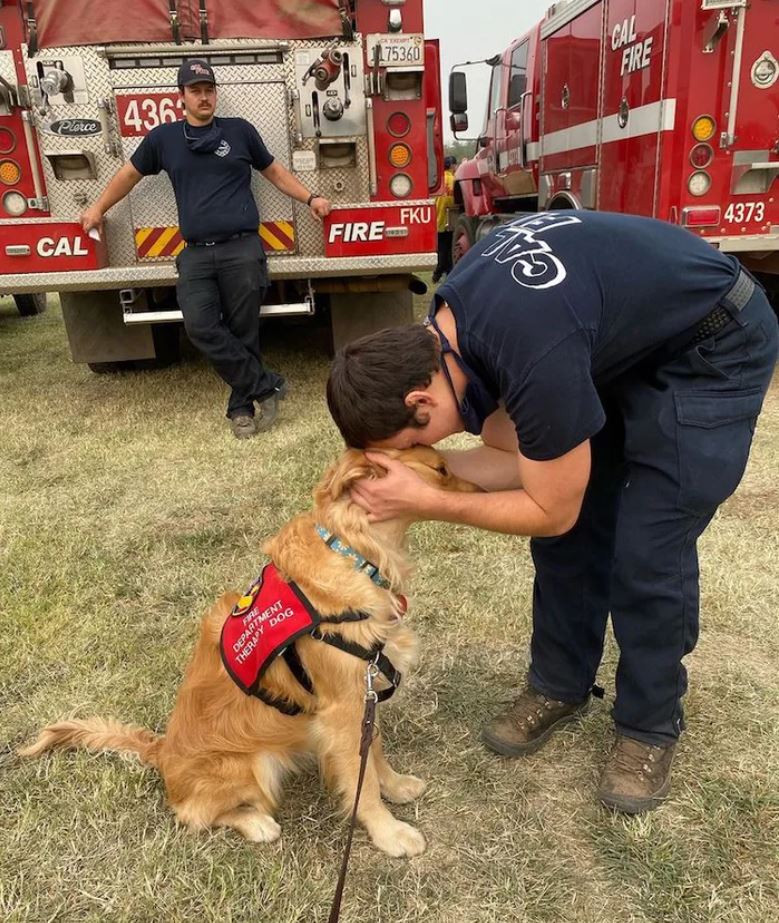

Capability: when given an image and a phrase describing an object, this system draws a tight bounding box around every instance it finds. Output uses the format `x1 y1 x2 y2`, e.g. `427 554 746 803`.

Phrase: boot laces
612 739 664 778
512 688 563 725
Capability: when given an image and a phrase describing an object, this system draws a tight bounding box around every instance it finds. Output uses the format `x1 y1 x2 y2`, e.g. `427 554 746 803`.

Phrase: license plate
367 33 424 67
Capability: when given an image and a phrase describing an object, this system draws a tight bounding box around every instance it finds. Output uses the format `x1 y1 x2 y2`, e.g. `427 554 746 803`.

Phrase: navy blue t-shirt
130 117 274 243
435 211 741 461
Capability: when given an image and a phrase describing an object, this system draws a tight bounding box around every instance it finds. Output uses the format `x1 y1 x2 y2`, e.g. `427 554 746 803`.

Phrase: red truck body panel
455 0 779 268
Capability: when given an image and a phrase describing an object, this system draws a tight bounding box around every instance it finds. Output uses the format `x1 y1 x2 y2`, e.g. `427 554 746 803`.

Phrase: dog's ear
314 449 385 505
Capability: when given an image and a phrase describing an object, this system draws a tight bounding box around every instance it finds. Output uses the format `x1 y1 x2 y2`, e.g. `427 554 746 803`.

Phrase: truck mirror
450 112 469 134
449 71 468 114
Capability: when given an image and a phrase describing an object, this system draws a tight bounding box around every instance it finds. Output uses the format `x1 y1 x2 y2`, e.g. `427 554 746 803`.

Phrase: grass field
1 295 777 923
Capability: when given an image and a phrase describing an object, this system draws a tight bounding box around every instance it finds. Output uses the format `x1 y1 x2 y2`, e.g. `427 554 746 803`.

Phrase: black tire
452 214 479 267
14 292 48 316
548 197 577 210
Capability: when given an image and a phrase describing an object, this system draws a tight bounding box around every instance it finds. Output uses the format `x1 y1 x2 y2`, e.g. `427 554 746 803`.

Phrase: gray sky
423 0 551 140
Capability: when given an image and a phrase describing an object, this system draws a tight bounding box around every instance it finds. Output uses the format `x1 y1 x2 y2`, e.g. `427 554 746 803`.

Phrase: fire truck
448 0 779 305
0 0 443 368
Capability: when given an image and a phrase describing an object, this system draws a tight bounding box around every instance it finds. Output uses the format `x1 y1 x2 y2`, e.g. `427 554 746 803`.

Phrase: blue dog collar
315 524 391 590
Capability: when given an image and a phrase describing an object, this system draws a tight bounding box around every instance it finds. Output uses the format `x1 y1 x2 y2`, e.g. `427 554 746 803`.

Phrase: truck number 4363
723 202 765 224
121 96 183 133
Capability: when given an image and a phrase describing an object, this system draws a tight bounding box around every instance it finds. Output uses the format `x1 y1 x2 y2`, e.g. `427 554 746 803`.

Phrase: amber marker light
692 115 716 143
388 143 411 168
0 159 21 185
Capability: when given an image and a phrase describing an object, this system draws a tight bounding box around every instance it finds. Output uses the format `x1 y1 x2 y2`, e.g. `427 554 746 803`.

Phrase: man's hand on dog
351 452 437 522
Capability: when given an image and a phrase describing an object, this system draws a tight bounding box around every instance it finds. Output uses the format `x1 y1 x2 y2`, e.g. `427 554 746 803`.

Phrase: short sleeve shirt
434 211 741 461
130 117 274 243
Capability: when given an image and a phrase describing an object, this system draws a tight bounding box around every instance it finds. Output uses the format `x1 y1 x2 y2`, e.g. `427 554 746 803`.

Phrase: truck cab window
482 61 504 135
507 42 528 108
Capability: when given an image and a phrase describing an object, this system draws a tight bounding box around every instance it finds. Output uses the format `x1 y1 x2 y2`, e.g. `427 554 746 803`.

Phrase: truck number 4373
723 202 765 224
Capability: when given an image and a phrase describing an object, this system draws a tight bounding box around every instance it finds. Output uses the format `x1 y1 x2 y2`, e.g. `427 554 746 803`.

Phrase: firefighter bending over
326 210 778 814
81 59 331 439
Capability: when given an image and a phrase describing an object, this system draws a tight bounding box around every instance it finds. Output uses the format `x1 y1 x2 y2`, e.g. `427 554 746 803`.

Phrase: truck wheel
14 292 48 316
452 215 479 266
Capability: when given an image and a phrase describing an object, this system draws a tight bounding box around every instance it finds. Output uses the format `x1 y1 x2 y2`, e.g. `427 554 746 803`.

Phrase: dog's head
313 445 481 510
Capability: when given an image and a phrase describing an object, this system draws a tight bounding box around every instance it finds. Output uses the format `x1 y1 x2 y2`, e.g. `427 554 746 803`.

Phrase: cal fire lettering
328 221 386 243
612 15 654 76
36 236 89 258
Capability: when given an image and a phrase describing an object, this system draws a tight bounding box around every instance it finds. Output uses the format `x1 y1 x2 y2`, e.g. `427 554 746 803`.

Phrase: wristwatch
306 193 322 207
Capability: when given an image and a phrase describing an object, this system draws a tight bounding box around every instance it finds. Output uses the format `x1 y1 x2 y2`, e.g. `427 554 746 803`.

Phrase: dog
19 447 479 858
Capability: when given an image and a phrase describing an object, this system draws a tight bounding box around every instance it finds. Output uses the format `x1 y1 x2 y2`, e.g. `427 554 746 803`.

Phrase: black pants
528 285 778 745
175 235 284 418
434 230 453 279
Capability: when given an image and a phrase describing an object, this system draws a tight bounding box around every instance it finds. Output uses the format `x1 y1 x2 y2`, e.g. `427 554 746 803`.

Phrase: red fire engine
0 0 443 367
448 0 779 305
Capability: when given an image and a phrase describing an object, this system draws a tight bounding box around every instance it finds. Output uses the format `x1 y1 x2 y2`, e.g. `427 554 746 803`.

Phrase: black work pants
527 285 778 745
434 230 453 279
175 235 284 418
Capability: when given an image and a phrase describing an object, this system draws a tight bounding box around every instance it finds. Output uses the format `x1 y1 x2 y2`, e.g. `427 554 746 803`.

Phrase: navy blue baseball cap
177 59 216 87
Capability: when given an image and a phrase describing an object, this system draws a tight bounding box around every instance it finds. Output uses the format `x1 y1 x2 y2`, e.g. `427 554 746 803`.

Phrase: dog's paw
242 813 282 844
371 819 426 858
381 773 427 804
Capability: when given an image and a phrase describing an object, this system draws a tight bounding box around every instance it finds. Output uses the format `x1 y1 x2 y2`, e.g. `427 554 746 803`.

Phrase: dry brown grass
1 295 777 923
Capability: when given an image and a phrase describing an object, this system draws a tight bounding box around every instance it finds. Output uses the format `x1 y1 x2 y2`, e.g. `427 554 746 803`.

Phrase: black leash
327 661 380 923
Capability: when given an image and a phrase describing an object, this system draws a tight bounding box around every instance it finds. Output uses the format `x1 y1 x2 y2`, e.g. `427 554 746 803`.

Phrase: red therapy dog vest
220 563 319 696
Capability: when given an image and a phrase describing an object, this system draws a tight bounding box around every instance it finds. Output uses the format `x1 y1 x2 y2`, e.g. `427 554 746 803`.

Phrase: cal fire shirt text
434 210 741 460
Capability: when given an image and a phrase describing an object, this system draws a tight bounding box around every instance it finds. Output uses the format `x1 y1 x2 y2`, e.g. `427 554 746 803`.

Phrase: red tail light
690 144 714 169
0 127 16 155
387 111 410 137
681 206 721 228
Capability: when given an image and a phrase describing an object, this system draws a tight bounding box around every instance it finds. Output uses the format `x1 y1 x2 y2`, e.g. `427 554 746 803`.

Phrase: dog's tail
18 718 163 768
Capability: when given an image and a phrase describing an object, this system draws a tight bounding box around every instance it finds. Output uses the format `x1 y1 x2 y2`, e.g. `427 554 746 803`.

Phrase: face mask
426 313 498 436
183 118 223 154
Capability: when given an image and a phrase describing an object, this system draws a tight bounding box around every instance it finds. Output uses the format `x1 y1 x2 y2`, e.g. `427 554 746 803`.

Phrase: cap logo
191 63 210 76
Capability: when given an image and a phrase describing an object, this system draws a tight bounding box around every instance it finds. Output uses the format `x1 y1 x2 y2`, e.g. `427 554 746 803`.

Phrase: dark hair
327 324 440 447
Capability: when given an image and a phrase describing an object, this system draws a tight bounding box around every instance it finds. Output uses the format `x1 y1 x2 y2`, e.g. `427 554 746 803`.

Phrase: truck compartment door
599 0 669 215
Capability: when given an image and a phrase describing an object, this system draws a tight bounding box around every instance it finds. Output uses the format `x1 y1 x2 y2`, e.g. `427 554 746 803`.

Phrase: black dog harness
220 542 402 715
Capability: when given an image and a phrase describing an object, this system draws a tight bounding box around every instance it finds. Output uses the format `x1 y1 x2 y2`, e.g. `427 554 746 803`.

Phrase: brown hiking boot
230 414 257 439
598 735 676 814
481 685 589 757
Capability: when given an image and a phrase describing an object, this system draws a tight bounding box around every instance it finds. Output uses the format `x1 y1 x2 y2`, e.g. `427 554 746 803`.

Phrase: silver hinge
28 195 49 211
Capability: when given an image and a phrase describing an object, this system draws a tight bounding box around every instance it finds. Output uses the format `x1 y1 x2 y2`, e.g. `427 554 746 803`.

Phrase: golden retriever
19 447 478 858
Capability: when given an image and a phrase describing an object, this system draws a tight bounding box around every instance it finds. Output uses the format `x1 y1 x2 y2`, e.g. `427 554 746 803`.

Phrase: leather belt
189 231 255 248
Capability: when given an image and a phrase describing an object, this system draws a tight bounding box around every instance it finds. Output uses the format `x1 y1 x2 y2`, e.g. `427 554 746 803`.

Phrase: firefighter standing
81 59 331 439
325 210 778 814
432 156 456 284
